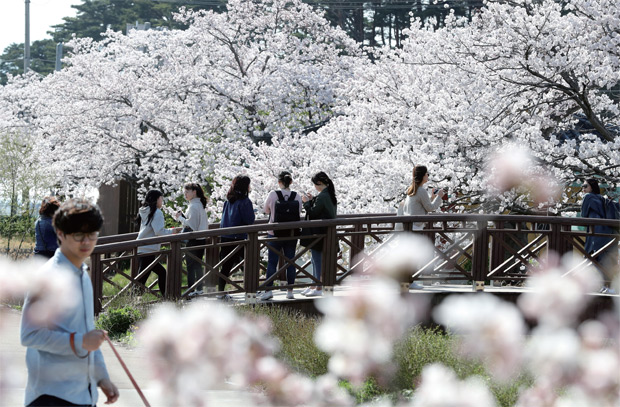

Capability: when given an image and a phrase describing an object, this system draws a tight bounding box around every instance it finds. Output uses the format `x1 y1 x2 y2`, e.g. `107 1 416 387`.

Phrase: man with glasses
20 199 119 406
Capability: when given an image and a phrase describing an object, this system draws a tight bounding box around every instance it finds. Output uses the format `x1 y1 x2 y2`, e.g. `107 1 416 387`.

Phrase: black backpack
273 191 300 237
600 196 620 232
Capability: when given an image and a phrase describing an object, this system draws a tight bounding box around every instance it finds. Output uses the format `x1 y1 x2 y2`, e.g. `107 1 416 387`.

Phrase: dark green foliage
96 305 143 339
0 40 62 85
339 378 383 404
49 0 220 44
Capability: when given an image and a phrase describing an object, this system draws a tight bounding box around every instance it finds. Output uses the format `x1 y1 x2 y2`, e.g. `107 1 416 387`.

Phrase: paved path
0 306 255 407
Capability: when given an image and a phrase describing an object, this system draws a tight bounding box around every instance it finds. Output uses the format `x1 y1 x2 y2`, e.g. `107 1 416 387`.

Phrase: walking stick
104 334 151 407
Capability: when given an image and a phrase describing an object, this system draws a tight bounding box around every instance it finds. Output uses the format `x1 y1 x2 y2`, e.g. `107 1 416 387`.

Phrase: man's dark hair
53 199 104 235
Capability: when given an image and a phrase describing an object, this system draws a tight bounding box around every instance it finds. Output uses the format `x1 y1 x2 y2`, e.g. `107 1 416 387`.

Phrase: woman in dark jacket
581 178 617 293
301 172 337 297
218 175 255 300
34 196 60 258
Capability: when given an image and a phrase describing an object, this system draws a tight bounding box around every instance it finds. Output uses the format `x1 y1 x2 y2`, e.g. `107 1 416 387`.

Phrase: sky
1 0 81 53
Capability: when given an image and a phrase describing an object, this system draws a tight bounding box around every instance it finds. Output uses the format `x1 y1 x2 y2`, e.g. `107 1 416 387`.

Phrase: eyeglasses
69 232 99 242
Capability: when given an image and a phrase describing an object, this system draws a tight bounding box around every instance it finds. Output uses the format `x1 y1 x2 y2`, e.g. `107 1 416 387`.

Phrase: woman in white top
135 189 179 295
175 183 209 296
400 165 445 230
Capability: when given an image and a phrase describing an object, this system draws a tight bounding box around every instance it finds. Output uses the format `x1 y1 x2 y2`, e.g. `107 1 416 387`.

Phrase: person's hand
98 378 119 404
82 329 106 351
437 189 446 198
175 210 183 221
302 193 313 203
171 227 183 234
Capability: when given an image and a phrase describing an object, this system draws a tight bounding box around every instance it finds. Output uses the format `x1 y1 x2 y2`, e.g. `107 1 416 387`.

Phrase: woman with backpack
175 183 209 297
218 175 255 301
301 171 337 297
581 178 618 294
135 189 179 296
259 171 303 301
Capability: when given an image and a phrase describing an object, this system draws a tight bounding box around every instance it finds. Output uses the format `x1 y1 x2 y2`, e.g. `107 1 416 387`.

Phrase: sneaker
409 282 424 290
305 289 323 297
217 294 233 302
286 290 294 300
258 291 273 301
600 287 617 295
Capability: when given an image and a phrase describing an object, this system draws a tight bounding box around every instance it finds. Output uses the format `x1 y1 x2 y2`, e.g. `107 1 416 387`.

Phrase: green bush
96 305 144 340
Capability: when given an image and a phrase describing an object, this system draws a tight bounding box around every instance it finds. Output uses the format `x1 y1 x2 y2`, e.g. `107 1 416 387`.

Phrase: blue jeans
266 235 297 286
311 249 322 283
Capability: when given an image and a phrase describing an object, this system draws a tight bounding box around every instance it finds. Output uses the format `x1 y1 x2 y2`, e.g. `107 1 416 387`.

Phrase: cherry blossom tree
244 0 619 214
28 0 358 196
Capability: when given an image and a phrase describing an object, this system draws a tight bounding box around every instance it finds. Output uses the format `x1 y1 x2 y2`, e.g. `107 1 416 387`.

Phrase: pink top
264 189 303 236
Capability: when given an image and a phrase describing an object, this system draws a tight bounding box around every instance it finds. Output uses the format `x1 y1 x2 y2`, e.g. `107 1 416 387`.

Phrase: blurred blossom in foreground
139 302 352 407
315 278 427 386
486 144 561 205
517 254 602 328
433 293 526 382
410 364 497 407
0 256 78 325
0 255 78 398
371 233 436 283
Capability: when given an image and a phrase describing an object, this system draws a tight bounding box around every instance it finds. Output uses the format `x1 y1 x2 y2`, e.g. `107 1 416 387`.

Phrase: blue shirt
220 197 255 239
33 215 59 254
20 250 109 406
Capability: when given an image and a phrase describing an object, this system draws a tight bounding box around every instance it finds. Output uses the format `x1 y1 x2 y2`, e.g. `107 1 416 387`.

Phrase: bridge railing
90 214 619 313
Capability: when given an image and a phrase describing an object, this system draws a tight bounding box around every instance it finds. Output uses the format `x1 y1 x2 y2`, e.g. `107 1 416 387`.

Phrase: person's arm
264 191 275 216
151 210 172 236
179 202 200 231
420 189 442 212
304 193 327 218
240 199 256 225
21 305 79 356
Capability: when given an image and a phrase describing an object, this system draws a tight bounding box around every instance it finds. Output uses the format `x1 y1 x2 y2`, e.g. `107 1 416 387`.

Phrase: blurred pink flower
315 278 426 386
410 363 497 407
433 294 526 382
517 254 602 328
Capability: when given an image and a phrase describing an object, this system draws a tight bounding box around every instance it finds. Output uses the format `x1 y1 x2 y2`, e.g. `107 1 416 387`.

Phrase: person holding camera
301 171 337 297
175 183 209 297
401 165 445 230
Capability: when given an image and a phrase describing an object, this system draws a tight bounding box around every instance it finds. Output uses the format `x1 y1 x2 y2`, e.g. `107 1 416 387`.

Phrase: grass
99 301 532 406
241 306 533 407
238 304 329 377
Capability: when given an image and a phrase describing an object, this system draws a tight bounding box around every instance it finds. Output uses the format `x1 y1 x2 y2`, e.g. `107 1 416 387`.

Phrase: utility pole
24 0 31 73
55 43 63 71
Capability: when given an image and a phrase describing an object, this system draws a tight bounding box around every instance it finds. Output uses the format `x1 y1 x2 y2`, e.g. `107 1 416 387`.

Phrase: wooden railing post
489 220 504 286
244 232 259 303
548 222 571 257
322 224 338 295
471 221 489 291
90 253 103 315
348 223 364 275
204 236 219 292
166 241 182 300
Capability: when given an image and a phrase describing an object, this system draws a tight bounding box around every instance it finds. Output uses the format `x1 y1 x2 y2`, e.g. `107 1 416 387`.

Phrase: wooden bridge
90 214 619 314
